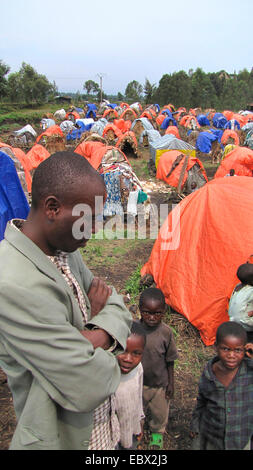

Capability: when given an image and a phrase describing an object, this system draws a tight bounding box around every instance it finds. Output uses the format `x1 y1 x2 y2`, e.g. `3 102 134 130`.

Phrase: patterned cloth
115 363 144 449
191 356 253 450
10 219 120 450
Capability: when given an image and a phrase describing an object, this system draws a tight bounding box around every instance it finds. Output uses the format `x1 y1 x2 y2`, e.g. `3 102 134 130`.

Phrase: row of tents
1 100 253 345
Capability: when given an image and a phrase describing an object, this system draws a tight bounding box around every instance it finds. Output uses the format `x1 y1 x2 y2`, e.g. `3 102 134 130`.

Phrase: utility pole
97 73 106 104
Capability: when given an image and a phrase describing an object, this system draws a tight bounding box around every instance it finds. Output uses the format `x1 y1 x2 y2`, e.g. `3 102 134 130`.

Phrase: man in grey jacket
0 150 132 450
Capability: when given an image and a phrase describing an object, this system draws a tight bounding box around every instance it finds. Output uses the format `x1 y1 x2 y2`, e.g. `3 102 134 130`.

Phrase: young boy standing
190 321 253 450
138 288 179 450
115 322 146 450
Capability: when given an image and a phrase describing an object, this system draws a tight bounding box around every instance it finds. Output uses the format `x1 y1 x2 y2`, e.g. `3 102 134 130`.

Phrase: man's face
44 180 106 254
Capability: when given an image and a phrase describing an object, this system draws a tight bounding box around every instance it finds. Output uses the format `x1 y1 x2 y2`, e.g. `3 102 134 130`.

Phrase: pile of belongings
74 141 149 218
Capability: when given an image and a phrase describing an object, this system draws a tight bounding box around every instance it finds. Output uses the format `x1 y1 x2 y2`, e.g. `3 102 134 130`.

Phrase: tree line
1 60 252 111
125 68 253 111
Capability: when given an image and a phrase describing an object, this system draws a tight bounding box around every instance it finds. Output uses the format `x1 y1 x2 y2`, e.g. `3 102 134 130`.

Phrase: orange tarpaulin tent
114 119 132 133
36 125 64 144
221 129 240 146
26 144 50 171
74 141 130 170
215 146 253 178
0 142 32 192
141 176 253 345
165 126 180 139
156 150 208 188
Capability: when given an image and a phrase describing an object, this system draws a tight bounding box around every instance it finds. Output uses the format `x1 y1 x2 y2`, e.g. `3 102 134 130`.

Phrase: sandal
148 432 163 450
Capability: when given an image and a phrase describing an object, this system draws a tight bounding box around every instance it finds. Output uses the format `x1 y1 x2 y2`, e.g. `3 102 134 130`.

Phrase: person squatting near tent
0 151 132 450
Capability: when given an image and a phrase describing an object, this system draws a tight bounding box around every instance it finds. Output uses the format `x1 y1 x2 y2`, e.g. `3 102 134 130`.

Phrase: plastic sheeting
0 152 30 240
90 118 108 136
196 131 218 153
212 113 228 129
197 114 210 126
156 150 207 189
215 146 253 178
141 176 253 345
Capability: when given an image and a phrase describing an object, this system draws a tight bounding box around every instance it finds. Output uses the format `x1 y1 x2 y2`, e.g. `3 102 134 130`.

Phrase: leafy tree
9 62 55 104
125 80 143 102
191 68 218 108
143 78 156 104
0 60 10 99
83 80 99 95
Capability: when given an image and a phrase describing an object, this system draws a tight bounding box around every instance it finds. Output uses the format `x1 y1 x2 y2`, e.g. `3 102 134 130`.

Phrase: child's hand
245 343 253 358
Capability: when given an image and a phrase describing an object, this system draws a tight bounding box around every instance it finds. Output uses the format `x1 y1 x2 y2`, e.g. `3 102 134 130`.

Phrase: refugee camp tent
26 144 50 172
149 135 196 166
36 125 64 144
141 177 253 345
160 116 177 130
156 150 208 193
212 113 228 129
215 146 253 178
221 129 240 146
0 151 30 240
196 114 210 126
196 131 220 153
90 118 108 136
165 126 180 139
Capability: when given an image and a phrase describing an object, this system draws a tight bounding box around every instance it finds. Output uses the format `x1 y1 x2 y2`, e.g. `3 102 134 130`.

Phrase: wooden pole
177 154 189 194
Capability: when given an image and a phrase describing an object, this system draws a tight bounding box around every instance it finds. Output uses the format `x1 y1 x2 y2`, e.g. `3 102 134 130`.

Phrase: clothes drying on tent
0 152 30 240
141 176 253 346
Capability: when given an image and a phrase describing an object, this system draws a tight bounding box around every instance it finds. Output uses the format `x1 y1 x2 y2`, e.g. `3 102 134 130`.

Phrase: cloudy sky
1 0 252 95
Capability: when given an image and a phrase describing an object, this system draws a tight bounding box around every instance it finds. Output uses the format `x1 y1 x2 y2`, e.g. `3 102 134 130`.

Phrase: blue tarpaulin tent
197 114 210 126
212 113 228 129
0 151 30 240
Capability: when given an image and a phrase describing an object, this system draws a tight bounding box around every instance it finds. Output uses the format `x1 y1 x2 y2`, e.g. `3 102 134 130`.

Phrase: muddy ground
0 132 218 451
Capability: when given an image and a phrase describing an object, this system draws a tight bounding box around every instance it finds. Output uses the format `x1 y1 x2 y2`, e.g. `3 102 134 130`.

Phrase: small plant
125 264 145 303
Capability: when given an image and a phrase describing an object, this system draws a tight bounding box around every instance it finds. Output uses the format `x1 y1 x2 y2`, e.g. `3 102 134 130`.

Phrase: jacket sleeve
0 277 130 414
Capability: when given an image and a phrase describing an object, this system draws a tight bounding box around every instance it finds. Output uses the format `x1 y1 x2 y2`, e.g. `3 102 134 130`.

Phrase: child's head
215 321 247 370
139 287 166 328
117 322 146 374
237 263 253 286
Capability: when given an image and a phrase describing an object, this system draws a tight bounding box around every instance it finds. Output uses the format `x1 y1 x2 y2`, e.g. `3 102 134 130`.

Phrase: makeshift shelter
149 135 196 167
131 118 154 140
212 113 227 129
36 125 64 144
116 131 139 158
156 114 166 126
165 126 180 139
0 145 30 195
54 108 66 121
196 131 220 153
0 151 30 240
121 108 137 122
102 123 123 144
221 129 240 146
9 124 37 148
65 110 80 122
196 114 210 127
215 146 253 178
90 118 108 136
102 108 118 121
160 116 177 130
26 144 50 173
141 176 253 345
156 150 208 193
224 119 241 130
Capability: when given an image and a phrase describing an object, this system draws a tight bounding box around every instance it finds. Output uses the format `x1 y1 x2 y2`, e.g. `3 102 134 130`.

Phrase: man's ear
44 196 61 220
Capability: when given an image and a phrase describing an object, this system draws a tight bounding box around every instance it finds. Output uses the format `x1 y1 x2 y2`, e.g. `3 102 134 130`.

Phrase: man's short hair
31 151 105 209
139 287 166 309
216 321 247 345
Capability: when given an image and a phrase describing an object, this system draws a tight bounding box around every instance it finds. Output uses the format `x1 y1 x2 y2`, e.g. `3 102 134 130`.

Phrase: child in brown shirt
138 288 178 449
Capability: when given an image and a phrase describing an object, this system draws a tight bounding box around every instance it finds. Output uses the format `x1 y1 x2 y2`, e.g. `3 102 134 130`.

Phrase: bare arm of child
166 362 175 399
